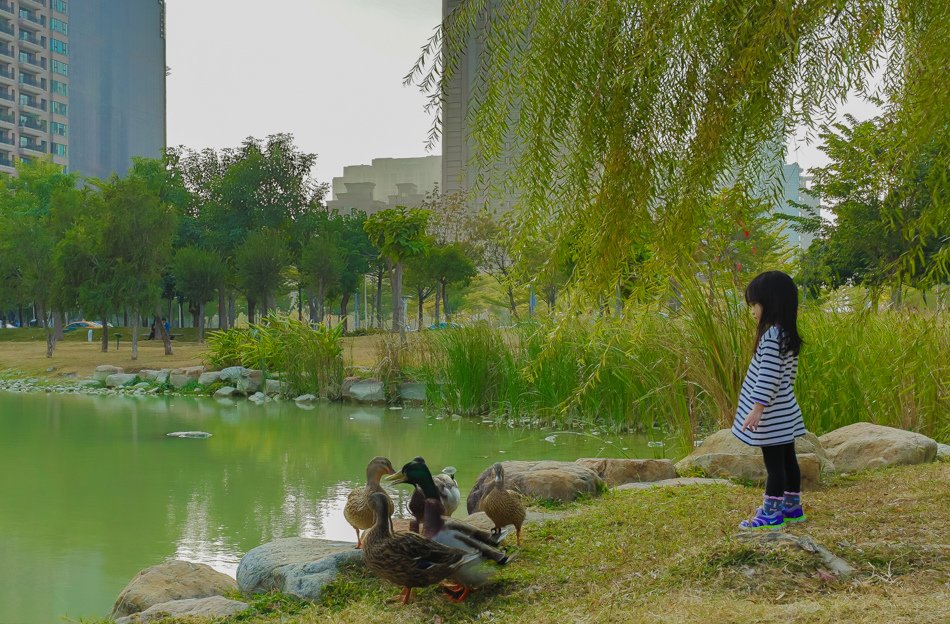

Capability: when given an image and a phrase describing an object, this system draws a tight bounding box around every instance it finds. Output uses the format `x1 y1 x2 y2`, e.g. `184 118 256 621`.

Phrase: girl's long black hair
745 270 802 356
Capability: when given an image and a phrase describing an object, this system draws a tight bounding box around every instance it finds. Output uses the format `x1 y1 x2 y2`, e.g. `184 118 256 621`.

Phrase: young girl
732 270 806 530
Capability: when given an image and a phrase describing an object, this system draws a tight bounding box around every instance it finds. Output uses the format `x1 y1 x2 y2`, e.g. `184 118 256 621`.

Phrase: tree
99 175 177 360
468 209 519 316
405 250 438 329
300 235 343 325
173 247 226 341
364 207 431 339
235 229 290 323
430 244 477 324
409 0 948 300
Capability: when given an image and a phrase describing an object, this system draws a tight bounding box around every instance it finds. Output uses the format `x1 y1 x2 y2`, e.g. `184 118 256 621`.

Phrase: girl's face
750 302 763 323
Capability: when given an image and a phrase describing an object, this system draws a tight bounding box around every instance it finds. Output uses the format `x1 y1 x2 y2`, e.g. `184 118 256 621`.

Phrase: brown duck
479 462 526 546
343 456 395 548
362 491 478 605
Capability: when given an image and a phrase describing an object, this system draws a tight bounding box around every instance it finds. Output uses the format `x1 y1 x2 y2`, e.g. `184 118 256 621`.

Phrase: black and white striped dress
731 325 806 446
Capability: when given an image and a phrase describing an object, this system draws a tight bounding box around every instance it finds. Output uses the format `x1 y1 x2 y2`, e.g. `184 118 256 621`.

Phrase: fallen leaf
816 569 836 582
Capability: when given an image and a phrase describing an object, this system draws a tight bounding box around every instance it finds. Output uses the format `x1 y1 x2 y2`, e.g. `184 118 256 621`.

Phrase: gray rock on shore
819 422 938 472
114 596 248 623
110 560 237 618
575 458 677 487
236 538 362 602
466 460 603 512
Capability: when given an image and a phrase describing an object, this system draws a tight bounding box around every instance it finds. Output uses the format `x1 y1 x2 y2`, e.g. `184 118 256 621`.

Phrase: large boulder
110 560 237 618
169 366 205 389
236 538 362 602
466 460 603 513
218 366 247 382
398 382 427 403
213 386 240 399
937 443 950 463
114 596 248 624
105 373 138 388
341 376 361 398
575 458 677 487
613 477 736 491
93 365 123 382
197 371 221 386
818 422 938 473
674 428 832 487
265 379 288 396
141 369 170 384
347 379 386 403
236 369 263 394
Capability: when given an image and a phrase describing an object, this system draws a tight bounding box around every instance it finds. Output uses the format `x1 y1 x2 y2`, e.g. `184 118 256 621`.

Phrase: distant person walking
732 271 807 530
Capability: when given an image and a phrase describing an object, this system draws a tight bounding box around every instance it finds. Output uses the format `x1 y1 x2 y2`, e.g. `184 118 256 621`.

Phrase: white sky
166 0 879 186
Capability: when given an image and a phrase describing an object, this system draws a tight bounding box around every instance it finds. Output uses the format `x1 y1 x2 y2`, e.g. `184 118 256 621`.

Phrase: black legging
761 442 801 496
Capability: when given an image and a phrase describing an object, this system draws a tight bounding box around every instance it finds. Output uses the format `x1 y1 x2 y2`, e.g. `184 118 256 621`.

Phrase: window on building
50 39 68 56
51 143 67 157
51 18 68 35
51 121 66 136
50 59 68 76
52 0 67 15
51 100 67 116
51 80 68 97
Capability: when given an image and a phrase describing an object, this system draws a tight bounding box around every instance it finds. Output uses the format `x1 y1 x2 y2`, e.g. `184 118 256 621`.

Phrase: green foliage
206 314 344 398
234 229 290 315
172 247 225 306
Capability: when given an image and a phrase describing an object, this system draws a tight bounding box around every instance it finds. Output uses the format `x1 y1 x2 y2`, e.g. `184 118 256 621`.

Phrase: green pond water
0 390 667 623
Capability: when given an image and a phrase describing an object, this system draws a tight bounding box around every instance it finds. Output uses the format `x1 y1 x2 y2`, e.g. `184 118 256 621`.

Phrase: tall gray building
0 0 165 179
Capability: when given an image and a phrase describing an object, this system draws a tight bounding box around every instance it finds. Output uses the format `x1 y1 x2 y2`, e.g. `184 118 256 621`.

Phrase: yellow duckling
343 456 395 548
479 462 526 546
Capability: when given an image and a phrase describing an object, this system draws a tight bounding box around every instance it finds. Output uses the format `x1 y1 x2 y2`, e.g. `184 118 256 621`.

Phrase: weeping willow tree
409 0 949 300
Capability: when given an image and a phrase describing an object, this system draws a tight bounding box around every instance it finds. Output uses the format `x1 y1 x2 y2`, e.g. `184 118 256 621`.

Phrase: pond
0 390 667 623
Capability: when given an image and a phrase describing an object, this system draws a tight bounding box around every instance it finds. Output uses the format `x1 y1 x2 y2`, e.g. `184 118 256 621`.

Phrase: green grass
87 463 948 624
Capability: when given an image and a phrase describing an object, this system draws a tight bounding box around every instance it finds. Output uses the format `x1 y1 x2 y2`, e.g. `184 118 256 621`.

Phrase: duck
390 458 512 601
343 456 395 549
479 462 526 546
407 459 461 532
362 491 478 605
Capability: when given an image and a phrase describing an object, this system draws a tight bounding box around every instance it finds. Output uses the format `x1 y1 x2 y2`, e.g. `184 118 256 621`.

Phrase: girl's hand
742 404 765 432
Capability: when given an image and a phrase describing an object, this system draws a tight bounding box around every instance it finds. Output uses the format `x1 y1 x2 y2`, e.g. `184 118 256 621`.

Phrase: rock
94 365 123 381
613 477 736 491
575 458 677 487
236 369 263 394
197 371 221 386
674 429 833 486
341 376 361 398
114 596 248 623
819 422 938 473
140 369 170 384
937 443 950 462
110 560 237 618
265 379 287 396
249 392 268 403
79 379 103 388
169 366 205 388
213 386 239 399
166 431 213 439
294 394 317 404
398 382 427 403
236 538 362 601
105 373 138 388
466 460 603 512
348 379 386 403
218 366 247 382
463 510 573 530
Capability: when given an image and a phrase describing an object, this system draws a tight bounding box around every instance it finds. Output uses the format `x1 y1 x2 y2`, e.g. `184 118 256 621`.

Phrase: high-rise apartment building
0 0 165 179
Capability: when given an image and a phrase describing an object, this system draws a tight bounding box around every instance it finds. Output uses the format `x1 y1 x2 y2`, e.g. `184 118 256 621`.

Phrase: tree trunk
228 292 236 328
393 261 404 338
131 310 140 361
297 283 304 321
417 287 425 330
247 297 256 325
167 298 174 328
17 303 24 329
155 303 172 355
198 300 206 343
123 308 128 328
218 288 228 330
340 292 351 333
54 309 65 341
101 316 109 352
317 278 326 325
374 269 383 328
308 293 317 325
507 285 519 320
442 280 450 322
434 283 441 328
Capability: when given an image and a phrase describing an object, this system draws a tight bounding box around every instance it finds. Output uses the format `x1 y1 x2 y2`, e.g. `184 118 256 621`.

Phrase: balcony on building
18 51 44 70
0 2 12 16
19 96 46 114
0 107 13 125
18 72 45 92
0 43 12 59
19 138 46 153
20 0 47 8
0 64 13 83
0 88 12 102
18 8 45 28
18 29 45 52
0 18 13 37
0 154 14 169
0 131 12 146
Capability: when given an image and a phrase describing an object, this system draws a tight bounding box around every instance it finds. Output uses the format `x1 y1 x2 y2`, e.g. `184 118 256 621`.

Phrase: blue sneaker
783 491 806 524
739 495 785 530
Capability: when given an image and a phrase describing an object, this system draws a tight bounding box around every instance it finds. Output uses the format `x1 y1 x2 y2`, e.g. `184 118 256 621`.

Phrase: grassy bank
86 463 949 623
414 309 950 445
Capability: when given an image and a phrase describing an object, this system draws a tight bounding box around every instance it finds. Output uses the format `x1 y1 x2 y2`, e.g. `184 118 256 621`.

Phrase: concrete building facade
328 155 440 215
0 0 165 179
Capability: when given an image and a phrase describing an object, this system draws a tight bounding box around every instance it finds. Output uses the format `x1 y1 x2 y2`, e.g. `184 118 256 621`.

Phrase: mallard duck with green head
407 459 461 532
479 462 526 546
343 456 395 548
363 491 478 605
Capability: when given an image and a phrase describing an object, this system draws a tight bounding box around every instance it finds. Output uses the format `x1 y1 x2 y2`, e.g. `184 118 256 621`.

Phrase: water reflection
0 390 661 624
